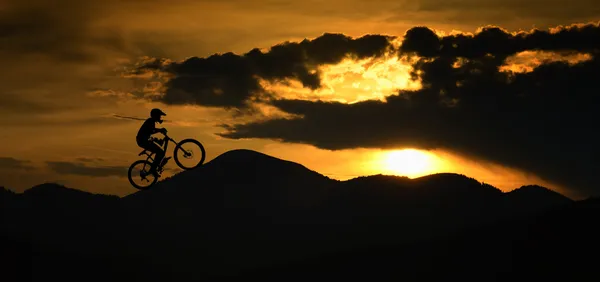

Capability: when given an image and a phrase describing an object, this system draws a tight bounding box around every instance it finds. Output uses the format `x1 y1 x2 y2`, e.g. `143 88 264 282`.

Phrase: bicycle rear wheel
128 160 158 190
173 138 206 170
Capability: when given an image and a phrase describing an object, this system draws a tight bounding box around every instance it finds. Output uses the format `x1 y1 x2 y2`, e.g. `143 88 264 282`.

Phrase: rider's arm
152 128 166 134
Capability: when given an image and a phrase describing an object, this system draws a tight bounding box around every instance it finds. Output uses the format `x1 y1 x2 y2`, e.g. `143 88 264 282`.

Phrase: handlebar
150 134 174 143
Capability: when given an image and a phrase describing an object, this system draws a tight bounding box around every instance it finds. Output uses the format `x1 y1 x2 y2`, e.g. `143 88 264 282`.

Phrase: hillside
238 197 600 281
0 149 582 280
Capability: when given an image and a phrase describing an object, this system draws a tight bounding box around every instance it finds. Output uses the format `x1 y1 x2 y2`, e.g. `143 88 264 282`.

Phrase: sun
382 149 436 177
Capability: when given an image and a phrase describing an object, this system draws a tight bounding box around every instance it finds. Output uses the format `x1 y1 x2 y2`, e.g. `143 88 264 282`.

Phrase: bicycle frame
138 135 178 169
129 133 204 188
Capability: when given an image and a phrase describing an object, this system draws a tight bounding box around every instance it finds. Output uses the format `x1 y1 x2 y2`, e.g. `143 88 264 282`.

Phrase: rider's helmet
150 108 166 123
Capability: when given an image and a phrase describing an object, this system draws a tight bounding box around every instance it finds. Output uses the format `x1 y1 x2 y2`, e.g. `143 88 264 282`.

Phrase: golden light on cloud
500 50 593 73
259 54 422 104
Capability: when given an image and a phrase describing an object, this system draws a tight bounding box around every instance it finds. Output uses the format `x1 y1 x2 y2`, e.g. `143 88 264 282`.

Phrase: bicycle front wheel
173 139 206 170
128 160 158 190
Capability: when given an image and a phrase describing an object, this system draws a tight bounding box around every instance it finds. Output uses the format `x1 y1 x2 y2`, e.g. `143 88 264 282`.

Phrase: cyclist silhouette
136 108 171 177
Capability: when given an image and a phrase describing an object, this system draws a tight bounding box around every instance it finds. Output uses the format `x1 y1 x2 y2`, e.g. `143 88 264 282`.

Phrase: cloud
0 0 126 62
0 0 139 124
75 157 105 163
412 0 600 21
217 22 600 198
0 157 35 171
383 0 600 30
0 115 130 128
46 161 127 178
127 33 396 110
400 23 600 59
0 94 70 114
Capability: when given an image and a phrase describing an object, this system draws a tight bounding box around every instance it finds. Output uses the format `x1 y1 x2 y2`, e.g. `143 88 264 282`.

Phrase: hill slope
0 149 579 280
239 197 599 281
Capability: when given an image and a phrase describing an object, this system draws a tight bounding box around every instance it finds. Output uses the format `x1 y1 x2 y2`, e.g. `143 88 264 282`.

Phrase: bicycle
127 133 206 190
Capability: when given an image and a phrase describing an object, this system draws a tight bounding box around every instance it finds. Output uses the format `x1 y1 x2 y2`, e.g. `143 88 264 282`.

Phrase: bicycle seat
138 149 149 156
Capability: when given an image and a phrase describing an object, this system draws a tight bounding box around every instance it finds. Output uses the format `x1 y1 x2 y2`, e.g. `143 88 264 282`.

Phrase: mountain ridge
6 149 571 201
0 148 591 280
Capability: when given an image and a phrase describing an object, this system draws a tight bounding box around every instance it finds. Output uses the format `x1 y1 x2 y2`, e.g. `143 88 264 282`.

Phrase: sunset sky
1 0 599 199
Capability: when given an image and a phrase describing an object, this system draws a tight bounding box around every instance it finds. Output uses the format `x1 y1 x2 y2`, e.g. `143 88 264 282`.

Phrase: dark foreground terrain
1 149 598 281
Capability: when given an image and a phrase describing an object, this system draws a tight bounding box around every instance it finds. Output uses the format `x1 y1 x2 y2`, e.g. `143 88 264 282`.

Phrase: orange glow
259 143 563 195
383 149 434 177
378 149 446 178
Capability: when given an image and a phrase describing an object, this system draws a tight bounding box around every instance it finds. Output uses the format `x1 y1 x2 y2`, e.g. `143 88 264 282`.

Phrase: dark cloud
46 161 127 178
218 22 600 198
401 23 600 60
0 157 35 171
131 33 395 109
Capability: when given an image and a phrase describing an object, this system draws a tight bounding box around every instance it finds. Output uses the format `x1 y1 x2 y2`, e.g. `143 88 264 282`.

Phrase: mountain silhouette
502 184 573 215
1 149 592 281
125 149 335 210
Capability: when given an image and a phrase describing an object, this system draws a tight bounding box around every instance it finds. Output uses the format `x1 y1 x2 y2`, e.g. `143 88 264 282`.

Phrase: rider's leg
153 138 165 146
142 142 164 175
151 148 165 174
